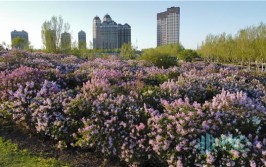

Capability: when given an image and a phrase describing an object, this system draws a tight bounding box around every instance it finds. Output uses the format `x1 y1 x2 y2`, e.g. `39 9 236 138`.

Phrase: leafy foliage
41 16 71 53
139 44 185 68
11 37 29 50
139 51 177 68
198 22 266 72
178 49 199 62
120 43 136 60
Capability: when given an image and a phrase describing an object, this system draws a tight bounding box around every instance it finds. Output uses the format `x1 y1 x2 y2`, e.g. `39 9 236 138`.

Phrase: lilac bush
146 90 266 166
64 78 150 164
0 66 45 97
0 50 266 166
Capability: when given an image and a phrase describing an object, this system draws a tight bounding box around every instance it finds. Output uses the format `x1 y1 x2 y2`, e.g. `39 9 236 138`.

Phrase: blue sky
0 1 266 50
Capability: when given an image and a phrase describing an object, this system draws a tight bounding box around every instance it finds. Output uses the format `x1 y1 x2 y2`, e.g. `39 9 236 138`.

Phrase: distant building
11 30 29 48
78 30 86 49
157 7 180 46
61 32 71 50
93 14 131 49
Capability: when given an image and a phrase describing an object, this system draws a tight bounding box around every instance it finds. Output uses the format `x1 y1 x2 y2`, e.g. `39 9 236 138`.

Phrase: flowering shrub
1 50 266 166
146 90 266 166
77 92 150 162
64 78 150 164
0 66 46 101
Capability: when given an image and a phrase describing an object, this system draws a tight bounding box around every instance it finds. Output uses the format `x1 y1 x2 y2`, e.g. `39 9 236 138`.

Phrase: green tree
41 16 70 53
139 44 183 68
198 22 266 71
11 37 29 50
139 50 177 68
154 43 184 57
120 43 136 59
70 40 82 57
178 49 199 62
79 41 86 50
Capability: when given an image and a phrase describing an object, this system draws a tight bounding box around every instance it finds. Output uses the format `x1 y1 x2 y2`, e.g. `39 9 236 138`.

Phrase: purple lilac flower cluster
0 50 265 166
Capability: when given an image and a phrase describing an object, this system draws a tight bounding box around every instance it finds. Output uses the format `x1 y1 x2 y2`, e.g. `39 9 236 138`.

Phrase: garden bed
0 50 266 166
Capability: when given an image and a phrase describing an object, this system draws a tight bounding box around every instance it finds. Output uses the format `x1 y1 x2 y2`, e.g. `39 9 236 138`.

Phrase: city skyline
1 1 266 50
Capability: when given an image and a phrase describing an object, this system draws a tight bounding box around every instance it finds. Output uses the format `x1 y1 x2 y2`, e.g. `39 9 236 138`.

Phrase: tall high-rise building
11 30 29 48
93 14 131 49
78 30 86 49
61 32 71 50
157 7 180 46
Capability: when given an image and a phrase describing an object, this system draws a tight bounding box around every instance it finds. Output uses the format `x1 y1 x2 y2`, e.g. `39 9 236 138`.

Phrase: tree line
198 22 266 71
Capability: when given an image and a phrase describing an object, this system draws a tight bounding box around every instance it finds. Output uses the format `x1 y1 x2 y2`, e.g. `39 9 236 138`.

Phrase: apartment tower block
157 7 180 46
93 14 131 49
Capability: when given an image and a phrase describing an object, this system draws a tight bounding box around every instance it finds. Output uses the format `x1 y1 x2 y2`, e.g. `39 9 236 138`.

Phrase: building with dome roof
93 14 131 49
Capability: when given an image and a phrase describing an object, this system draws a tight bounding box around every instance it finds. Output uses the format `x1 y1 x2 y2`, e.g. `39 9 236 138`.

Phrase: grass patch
0 137 67 167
